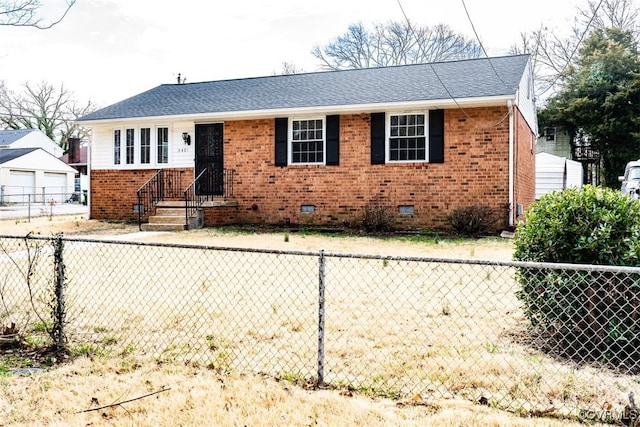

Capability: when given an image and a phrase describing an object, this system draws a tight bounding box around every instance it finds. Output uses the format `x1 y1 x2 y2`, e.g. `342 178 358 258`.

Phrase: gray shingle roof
0 147 38 164
78 54 530 122
0 129 39 146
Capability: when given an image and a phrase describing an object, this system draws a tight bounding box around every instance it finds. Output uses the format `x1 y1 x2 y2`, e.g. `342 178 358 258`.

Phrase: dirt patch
0 215 138 238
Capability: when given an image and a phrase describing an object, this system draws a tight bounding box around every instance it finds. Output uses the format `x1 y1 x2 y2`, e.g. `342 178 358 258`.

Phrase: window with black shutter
275 116 340 166
371 110 444 164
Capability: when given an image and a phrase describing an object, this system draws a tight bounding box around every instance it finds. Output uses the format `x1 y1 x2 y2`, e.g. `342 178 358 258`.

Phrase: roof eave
76 95 516 125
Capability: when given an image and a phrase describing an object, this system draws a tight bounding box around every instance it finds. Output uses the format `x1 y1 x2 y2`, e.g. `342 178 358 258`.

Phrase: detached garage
535 152 584 199
0 148 76 204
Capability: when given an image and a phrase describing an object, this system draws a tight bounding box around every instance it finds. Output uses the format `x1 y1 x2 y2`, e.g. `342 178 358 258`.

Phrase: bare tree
312 20 483 71
579 0 640 36
276 61 305 75
510 0 640 101
0 81 96 152
1 0 76 29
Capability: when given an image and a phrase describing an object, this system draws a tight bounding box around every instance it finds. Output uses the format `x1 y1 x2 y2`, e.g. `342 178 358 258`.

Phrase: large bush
513 185 640 371
514 185 640 265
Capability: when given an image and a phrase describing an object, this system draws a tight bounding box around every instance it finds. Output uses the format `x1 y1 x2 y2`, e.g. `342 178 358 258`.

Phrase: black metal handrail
137 170 163 230
184 169 208 224
138 169 234 230
137 170 185 230
183 169 235 226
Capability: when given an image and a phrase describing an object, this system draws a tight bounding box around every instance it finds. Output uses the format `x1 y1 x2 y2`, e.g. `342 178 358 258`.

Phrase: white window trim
124 128 135 165
112 125 171 168
288 116 326 166
385 111 429 163
544 127 557 142
156 126 170 165
139 127 152 165
113 129 122 165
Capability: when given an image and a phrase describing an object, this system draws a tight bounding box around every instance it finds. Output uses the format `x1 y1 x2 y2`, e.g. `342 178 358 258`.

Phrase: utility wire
537 0 605 98
460 0 509 89
396 0 471 120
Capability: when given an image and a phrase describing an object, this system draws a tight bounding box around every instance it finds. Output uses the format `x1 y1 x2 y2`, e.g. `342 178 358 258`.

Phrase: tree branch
0 0 77 29
76 387 171 414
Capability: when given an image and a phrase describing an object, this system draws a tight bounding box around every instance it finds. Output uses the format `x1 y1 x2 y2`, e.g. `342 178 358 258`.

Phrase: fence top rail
3 233 640 273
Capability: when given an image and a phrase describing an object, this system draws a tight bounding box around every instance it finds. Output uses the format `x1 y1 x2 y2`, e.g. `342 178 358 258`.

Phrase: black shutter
370 112 385 164
429 109 444 163
326 115 340 166
275 117 288 166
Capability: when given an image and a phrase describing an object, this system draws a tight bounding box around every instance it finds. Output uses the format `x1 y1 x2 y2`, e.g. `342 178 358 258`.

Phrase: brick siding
90 168 192 222
91 107 535 231
514 106 536 223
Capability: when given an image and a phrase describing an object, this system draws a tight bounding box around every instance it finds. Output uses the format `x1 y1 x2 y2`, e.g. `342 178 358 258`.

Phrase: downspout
508 100 514 228
87 137 91 220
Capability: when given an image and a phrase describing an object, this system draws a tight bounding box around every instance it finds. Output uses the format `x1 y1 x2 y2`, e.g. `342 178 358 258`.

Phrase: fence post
52 234 67 353
317 249 326 386
0 184 4 205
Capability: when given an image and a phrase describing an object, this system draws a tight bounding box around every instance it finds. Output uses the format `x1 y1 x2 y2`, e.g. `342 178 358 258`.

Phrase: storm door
195 123 224 196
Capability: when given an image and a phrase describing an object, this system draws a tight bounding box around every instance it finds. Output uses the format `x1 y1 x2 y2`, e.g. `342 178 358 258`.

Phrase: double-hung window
125 128 135 164
291 118 324 164
388 113 426 162
157 127 169 164
371 110 443 165
140 128 151 164
113 130 121 165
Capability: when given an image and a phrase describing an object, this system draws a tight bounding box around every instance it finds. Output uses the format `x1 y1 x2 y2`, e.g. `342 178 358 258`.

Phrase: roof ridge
158 54 531 87
78 54 531 122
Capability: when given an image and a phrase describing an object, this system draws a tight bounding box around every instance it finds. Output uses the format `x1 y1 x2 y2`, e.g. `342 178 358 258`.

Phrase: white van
619 160 640 199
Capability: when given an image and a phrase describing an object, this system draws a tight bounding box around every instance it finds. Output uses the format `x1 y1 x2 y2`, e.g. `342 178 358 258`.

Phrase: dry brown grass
1 356 594 427
0 215 614 426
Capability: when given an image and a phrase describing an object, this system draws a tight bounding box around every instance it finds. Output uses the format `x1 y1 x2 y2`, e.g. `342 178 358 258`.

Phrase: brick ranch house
77 54 536 232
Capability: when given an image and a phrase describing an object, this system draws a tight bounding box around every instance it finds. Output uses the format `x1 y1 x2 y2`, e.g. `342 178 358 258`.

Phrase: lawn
0 215 622 426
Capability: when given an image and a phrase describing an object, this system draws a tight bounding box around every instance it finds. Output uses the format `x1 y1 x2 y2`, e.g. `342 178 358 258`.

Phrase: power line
396 0 471 120
537 0 605 98
460 0 509 89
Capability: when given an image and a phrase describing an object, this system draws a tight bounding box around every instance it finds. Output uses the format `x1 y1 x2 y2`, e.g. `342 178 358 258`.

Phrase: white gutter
75 95 517 125
508 99 515 228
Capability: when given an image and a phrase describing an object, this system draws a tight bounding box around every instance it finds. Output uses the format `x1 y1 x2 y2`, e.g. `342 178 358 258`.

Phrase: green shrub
447 205 498 236
513 185 640 371
514 185 640 265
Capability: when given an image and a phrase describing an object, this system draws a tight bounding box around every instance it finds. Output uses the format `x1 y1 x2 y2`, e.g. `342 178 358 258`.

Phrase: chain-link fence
0 188 87 221
0 234 638 423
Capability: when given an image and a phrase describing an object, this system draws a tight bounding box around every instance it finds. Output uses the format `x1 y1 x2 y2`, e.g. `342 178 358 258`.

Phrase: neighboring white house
0 148 77 203
0 128 64 157
536 152 583 199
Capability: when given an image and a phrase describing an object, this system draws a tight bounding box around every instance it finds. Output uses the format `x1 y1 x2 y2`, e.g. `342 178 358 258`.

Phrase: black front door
195 123 224 196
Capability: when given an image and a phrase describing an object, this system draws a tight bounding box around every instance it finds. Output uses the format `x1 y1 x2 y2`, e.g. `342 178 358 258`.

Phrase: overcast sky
0 0 581 108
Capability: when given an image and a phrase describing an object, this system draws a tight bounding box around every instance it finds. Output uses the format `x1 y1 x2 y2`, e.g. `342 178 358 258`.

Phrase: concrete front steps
141 201 203 232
